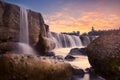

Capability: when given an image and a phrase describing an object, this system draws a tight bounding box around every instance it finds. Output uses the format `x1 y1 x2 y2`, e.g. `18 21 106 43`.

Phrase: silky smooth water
20 7 29 44
48 32 82 48
52 47 105 80
19 7 35 54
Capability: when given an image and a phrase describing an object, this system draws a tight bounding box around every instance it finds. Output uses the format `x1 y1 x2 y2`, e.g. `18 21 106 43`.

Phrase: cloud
44 1 120 33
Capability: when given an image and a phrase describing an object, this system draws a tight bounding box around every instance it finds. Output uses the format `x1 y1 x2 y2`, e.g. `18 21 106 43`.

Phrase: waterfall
48 32 82 48
80 36 99 46
20 8 29 44
80 36 91 46
18 7 35 55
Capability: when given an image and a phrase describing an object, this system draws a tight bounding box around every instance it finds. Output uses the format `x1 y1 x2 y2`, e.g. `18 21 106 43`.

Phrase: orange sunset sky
43 0 120 34
6 0 120 34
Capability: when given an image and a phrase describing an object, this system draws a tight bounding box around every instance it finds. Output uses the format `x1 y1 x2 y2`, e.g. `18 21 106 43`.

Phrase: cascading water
48 32 83 48
72 35 82 46
81 36 91 46
18 7 35 55
20 8 29 44
80 36 99 46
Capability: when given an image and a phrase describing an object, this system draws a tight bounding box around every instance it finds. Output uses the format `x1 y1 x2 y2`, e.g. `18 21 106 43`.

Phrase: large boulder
0 1 50 54
0 54 72 80
87 31 120 80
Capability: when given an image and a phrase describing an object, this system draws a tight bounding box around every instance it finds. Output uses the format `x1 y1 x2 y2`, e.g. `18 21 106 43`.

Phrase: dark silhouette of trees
61 31 80 36
87 27 120 36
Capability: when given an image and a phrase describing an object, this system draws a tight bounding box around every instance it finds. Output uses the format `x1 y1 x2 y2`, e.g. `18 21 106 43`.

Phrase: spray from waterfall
18 7 35 55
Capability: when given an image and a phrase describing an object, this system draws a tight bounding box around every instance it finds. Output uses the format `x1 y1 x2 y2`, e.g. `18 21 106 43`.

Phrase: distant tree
81 32 88 36
77 31 80 35
91 26 95 32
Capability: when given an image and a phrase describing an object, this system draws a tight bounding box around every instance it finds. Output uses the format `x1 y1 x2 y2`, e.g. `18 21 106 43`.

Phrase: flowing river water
52 47 105 80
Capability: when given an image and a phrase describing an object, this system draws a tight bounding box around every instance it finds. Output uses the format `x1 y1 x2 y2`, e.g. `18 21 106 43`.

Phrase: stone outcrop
0 42 18 53
65 54 76 61
87 31 120 80
35 33 50 55
0 54 72 80
0 1 49 54
69 48 87 55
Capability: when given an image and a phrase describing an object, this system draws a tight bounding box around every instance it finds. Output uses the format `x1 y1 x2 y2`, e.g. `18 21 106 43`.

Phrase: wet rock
85 67 95 73
0 53 72 80
65 55 76 61
87 31 120 80
72 66 85 76
53 55 64 61
69 48 87 55
44 52 55 57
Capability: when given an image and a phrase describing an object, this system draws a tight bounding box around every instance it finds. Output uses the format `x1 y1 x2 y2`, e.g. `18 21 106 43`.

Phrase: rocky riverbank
0 53 73 80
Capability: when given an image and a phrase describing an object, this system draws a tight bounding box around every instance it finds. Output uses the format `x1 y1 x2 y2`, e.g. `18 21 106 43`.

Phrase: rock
0 1 20 43
35 34 50 55
0 1 50 54
69 48 87 55
79 48 87 55
44 24 49 36
54 55 64 60
0 42 18 54
65 55 76 61
27 9 48 46
69 48 80 55
72 66 85 76
89 36 99 42
85 67 95 73
48 38 56 50
0 53 72 80
44 52 55 57
87 31 120 80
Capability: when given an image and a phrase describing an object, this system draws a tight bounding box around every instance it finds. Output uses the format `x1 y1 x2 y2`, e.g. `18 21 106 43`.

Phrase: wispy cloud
44 0 120 33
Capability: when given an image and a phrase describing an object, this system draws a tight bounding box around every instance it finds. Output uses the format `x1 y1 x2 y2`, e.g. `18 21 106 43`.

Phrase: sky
5 0 120 34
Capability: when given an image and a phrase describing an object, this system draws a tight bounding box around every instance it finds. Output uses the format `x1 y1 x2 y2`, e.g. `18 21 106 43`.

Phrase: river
52 47 105 80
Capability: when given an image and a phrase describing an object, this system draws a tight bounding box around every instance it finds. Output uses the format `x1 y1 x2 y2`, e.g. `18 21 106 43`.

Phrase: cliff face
27 9 47 46
0 1 49 54
0 1 20 43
